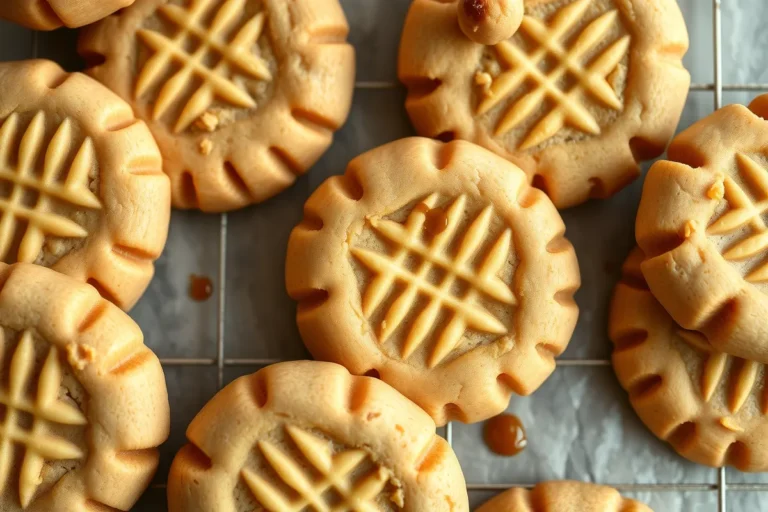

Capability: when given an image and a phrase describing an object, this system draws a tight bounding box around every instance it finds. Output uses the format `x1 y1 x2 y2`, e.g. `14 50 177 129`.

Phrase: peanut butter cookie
637 95 768 363
399 0 690 208
610 248 768 471
286 138 580 425
0 262 169 511
167 361 469 512
0 60 170 310
476 480 651 512
0 0 135 30
79 0 356 212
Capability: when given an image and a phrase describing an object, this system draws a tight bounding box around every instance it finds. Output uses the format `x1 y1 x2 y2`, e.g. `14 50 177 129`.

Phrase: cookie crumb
707 178 725 200
474 71 493 96
390 486 405 508
719 417 743 433
66 343 96 370
199 138 213 155
683 220 698 238
195 111 219 132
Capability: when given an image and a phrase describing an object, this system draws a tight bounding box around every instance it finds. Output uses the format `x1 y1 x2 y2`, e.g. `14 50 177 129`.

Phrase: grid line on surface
22 0 768 508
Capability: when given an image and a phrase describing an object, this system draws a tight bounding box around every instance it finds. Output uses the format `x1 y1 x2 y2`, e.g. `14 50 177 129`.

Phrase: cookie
0 0 135 30
637 96 768 363
476 480 651 512
399 0 690 208
0 262 169 511
167 361 469 512
79 0 356 212
458 0 524 45
0 60 170 310
610 248 768 471
286 138 580 425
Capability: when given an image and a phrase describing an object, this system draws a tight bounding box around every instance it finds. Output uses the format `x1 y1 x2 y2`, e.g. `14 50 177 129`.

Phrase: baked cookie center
0 111 101 265
476 0 630 149
136 0 274 133
351 194 516 369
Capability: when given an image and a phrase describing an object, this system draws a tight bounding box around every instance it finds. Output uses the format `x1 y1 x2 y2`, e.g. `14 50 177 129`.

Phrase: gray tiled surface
0 0 766 511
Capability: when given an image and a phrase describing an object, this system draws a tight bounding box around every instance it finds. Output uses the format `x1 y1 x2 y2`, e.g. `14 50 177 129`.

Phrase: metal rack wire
28 0 766 510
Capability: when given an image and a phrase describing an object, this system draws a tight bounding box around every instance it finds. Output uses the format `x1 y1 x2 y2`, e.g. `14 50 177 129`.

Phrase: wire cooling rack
17 0 768 510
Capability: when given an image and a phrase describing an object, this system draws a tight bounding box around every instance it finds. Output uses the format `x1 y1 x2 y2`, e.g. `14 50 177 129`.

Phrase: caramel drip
484 413 527 456
189 274 213 302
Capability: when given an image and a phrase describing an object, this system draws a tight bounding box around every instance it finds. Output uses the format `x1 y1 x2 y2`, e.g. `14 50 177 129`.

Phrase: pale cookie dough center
350 194 518 369
136 0 278 134
474 0 630 151
0 111 101 268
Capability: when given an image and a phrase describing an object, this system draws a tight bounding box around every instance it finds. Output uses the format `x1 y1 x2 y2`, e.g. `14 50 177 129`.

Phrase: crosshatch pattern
0 111 100 264
478 0 630 149
3 0 766 510
136 0 272 133
352 193 515 368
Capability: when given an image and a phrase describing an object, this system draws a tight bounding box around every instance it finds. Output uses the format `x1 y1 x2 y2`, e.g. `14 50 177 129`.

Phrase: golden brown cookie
0 262 169 511
637 95 768 363
610 248 768 471
79 0 356 212
476 481 652 512
0 59 170 310
0 0 135 30
399 0 690 209
167 361 469 512
286 138 580 425
458 0 524 46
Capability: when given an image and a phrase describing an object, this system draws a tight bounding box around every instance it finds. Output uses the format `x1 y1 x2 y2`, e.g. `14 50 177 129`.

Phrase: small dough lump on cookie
458 0 524 45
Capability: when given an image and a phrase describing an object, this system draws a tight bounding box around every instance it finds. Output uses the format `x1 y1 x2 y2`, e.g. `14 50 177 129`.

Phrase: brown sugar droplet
484 413 527 456
189 274 213 302
414 202 449 238
425 208 448 238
